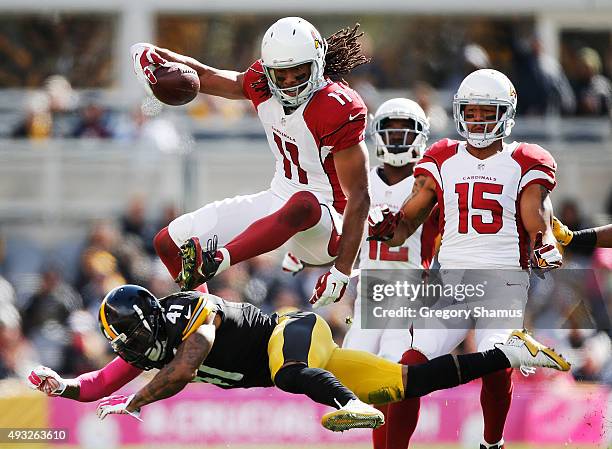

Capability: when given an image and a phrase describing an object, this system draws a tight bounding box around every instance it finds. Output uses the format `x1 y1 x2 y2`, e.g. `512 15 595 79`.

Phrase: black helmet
99 284 167 370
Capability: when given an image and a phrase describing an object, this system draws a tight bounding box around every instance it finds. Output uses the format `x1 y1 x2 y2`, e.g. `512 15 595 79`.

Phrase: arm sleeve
76 356 142 402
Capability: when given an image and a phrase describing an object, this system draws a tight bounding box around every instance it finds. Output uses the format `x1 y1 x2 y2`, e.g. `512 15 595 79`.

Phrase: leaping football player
369 69 564 449
28 285 569 432
132 18 371 308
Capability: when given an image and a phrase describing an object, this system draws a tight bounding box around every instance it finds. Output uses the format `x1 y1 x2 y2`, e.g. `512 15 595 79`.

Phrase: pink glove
96 394 142 421
26 366 66 396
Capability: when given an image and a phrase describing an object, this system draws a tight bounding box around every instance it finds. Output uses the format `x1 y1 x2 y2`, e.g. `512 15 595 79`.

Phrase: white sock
481 438 504 448
216 247 231 274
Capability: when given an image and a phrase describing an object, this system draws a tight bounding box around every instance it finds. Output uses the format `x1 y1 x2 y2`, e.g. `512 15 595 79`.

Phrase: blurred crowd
1 14 611 142
0 194 609 387
7 36 610 143
5 74 187 153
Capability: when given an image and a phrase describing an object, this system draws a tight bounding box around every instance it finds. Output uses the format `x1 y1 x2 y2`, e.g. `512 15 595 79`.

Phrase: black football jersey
159 291 277 389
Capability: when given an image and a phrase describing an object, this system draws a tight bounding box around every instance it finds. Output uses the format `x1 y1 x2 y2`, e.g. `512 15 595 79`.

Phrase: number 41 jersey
414 139 556 269
160 291 277 389
242 60 367 214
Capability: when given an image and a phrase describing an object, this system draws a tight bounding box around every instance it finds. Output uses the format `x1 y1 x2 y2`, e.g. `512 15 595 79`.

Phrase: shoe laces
519 366 536 377
206 235 218 255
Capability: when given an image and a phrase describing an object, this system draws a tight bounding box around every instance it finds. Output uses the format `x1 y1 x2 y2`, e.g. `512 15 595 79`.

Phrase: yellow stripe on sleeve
182 295 215 341
182 296 204 336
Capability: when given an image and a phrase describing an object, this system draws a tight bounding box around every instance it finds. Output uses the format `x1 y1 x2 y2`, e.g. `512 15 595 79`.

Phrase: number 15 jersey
242 61 367 214
414 139 556 269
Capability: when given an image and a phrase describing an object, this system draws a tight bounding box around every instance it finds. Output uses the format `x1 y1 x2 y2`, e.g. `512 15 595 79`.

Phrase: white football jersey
360 167 437 270
414 139 556 269
243 61 367 213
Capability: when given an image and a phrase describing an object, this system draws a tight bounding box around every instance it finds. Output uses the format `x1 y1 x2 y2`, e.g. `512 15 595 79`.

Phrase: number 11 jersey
414 138 557 269
242 60 367 214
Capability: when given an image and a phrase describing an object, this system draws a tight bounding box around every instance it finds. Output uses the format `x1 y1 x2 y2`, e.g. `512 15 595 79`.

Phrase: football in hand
150 62 200 106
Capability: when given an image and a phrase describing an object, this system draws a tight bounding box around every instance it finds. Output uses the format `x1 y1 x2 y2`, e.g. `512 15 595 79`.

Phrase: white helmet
261 17 328 108
453 69 517 148
371 98 430 167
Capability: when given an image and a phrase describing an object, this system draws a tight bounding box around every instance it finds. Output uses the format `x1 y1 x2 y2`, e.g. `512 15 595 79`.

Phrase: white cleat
321 398 385 432
496 329 571 372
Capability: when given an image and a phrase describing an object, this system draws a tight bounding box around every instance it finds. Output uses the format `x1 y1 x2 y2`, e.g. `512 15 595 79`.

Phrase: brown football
150 62 200 106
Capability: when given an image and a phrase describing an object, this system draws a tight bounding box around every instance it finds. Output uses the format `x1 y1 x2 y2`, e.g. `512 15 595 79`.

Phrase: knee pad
281 191 321 230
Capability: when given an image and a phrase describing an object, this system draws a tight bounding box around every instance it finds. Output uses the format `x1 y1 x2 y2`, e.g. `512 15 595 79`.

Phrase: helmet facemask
372 116 429 167
109 321 166 370
263 58 325 108
453 98 516 149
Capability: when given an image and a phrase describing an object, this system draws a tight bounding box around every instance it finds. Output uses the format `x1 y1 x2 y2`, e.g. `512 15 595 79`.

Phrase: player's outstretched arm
332 142 371 276
387 175 437 246
520 184 562 269
124 314 218 413
553 217 612 249
131 43 246 100
27 357 142 402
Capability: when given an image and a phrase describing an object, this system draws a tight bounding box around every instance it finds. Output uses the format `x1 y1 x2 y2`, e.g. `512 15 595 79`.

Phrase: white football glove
281 252 304 275
97 394 142 421
130 43 169 95
367 205 403 242
532 231 562 271
309 266 350 309
26 366 66 396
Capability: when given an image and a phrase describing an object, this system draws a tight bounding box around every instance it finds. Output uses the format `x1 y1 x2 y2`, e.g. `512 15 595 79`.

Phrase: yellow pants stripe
268 312 337 381
324 349 405 405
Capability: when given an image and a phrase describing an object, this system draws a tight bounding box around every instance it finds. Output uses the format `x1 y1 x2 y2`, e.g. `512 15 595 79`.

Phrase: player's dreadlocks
323 23 371 82
250 23 370 96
